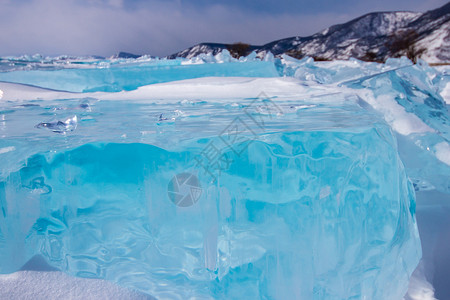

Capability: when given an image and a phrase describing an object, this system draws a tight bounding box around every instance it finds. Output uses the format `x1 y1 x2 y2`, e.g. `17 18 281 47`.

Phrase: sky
0 0 447 57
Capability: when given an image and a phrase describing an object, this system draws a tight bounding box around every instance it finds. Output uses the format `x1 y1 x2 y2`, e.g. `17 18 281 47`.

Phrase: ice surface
0 53 279 92
0 96 421 299
279 54 450 194
0 51 448 299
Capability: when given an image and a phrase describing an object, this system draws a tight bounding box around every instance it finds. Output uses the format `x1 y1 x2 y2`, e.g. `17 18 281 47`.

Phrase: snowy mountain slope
262 11 421 58
169 2 450 63
409 2 450 63
167 43 260 59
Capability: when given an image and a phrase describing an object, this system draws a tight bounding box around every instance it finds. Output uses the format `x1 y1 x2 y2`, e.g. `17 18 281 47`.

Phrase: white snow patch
416 22 450 64
435 142 450 166
0 77 332 103
441 81 450 104
321 27 329 35
404 261 437 300
380 12 421 35
0 270 151 300
357 92 434 135
0 82 75 102
0 146 15 155
337 38 358 48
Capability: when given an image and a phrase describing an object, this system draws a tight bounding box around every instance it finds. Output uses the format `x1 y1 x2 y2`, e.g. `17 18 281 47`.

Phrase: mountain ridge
167 2 450 63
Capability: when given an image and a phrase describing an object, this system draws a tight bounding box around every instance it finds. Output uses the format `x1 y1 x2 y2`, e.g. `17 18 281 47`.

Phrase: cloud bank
0 0 446 57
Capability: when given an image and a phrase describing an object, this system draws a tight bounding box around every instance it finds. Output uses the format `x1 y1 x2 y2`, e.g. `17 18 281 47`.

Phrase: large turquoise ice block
0 95 421 299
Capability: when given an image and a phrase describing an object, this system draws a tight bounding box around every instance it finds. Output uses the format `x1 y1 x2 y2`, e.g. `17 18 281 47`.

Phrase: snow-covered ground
0 270 152 300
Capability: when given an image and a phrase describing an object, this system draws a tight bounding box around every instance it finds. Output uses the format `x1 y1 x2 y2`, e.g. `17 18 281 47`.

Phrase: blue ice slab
0 95 421 299
344 62 450 193
0 60 280 92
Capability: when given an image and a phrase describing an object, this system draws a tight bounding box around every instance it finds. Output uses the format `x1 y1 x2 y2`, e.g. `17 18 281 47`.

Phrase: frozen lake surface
0 52 449 299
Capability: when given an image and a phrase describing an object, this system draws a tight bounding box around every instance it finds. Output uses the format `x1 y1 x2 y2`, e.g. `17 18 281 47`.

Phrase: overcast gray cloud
0 0 447 57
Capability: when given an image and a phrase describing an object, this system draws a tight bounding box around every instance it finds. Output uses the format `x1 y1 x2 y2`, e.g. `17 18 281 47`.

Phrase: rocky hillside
169 2 450 63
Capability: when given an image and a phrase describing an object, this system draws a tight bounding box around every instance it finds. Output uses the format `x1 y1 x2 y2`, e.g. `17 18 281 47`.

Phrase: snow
0 77 309 102
320 27 329 35
380 12 421 35
0 146 15 155
416 22 450 64
356 92 434 135
0 270 151 300
0 82 75 101
441 81 450 104
404 261 436 300
435 142 450 166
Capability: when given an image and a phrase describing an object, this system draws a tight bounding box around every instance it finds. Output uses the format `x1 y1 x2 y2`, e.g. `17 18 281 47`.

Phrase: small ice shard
36 115 78 133
158 114 170 122
18 104 40 107
23 177 52 195
78 100 92 111
157 110 185 123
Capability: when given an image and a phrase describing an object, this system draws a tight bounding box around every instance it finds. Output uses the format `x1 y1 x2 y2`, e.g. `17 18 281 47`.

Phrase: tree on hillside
361 51 384 63
386 29 425 63
227 42 251 58
285 49 305 59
